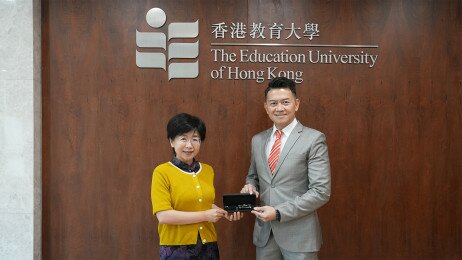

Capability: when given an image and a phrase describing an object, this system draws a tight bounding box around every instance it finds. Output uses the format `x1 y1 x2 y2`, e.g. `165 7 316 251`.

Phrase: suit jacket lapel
260 128 273 178
272 122 303 177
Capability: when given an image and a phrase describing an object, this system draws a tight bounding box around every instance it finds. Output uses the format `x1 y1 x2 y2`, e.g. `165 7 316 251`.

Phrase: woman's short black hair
264 77 297 98
167 113 206 141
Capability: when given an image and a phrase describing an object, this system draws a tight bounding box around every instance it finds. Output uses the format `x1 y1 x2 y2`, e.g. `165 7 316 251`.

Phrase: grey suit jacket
245 122 331 252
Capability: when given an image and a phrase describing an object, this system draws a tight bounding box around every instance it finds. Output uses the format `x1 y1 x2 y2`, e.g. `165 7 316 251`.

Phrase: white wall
0 0 40 259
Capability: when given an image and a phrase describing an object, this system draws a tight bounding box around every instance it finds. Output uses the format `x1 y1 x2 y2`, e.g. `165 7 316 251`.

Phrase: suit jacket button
271 185 275 188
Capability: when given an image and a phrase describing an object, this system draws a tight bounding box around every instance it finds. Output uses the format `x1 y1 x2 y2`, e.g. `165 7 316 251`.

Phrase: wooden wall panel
42 0 462 259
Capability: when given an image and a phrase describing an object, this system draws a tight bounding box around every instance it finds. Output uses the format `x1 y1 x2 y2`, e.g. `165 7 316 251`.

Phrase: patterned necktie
268 130 282 175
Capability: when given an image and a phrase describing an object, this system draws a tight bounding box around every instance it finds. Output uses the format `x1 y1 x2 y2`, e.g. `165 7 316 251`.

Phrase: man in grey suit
241 77 331 260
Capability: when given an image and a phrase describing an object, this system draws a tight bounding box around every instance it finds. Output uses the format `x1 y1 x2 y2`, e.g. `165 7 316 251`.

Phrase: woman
151 113 242 259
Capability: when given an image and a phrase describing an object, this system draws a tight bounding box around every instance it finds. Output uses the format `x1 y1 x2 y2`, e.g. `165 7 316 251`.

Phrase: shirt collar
271 118 298 138
171 157 200 173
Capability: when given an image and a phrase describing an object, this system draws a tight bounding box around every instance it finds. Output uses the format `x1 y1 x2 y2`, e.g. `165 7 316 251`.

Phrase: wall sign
136 8 379 82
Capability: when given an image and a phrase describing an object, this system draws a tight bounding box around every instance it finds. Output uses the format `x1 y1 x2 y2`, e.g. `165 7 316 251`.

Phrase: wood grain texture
42 0 462 259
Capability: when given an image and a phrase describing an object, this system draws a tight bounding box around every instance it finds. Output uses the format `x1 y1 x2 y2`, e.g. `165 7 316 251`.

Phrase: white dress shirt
266 119 298 158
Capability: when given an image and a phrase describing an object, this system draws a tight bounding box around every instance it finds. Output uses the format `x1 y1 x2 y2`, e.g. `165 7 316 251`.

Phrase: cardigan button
198 198 202 202
202 239 207 243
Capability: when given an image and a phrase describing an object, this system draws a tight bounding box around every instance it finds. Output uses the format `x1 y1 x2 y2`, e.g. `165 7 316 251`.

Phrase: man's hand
251 206 276 222
240 184 260 198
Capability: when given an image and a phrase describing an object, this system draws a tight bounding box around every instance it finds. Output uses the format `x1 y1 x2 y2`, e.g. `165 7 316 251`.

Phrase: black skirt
159 233 220 260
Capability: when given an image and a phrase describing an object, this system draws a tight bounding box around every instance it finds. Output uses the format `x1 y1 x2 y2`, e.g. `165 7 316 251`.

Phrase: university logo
136 8 199 80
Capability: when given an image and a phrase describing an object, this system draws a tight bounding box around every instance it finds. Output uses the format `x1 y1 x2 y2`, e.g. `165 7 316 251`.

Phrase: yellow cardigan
151 162 217 245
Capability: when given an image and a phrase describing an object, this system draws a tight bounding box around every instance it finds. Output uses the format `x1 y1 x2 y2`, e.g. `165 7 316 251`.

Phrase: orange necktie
268 130 282 175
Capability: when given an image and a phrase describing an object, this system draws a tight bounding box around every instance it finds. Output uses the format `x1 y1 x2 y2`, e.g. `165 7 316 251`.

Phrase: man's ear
264 102 269 114
295 98 300 111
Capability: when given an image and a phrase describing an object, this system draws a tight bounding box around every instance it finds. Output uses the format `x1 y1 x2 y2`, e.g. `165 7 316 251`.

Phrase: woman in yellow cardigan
151 113 242 259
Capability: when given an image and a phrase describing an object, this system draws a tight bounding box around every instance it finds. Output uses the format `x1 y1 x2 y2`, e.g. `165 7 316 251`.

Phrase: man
241 77 331 260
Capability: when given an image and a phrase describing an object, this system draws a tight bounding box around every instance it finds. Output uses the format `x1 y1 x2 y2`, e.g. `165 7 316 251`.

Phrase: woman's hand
203 208 227 222
224 211 244 221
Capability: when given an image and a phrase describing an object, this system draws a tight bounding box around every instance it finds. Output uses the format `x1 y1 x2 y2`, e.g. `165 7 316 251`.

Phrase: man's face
264 88 300 129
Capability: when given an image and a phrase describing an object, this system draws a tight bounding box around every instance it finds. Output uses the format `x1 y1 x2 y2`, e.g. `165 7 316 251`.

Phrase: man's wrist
275 209 281 222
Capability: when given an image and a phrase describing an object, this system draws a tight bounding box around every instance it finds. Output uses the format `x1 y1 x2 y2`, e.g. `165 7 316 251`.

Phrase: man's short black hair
264 77 297 98
167 113 206 141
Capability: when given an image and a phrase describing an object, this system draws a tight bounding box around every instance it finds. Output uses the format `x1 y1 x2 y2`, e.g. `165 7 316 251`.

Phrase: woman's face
170 130 201 165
